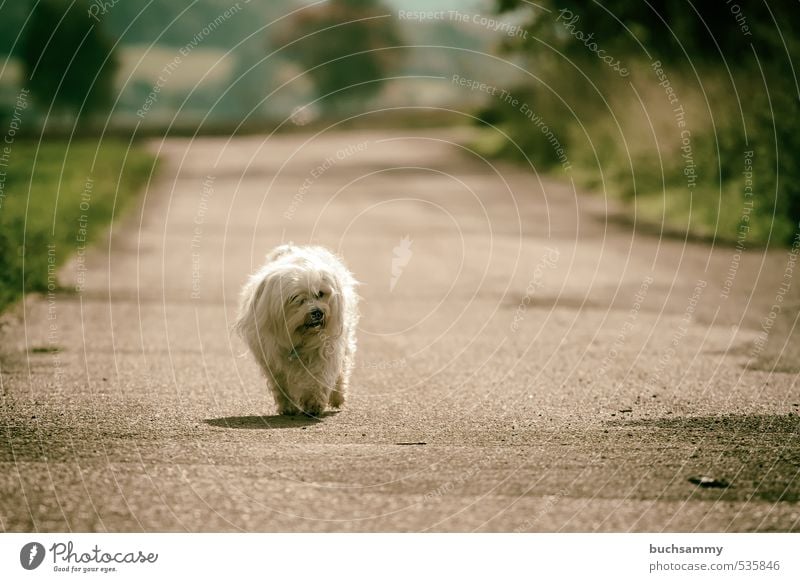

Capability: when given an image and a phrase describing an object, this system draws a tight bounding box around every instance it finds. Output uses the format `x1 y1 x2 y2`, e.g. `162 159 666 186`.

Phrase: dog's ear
334 266 360 327
321 271 347 338
261 270 301 348
329 277 345 337
236 270 293 349
265 243 295 263
235 271 274 331
234 275 264 337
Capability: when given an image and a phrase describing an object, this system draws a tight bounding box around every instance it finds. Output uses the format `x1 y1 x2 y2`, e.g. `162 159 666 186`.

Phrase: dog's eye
317 290 325 298
289 295 301 304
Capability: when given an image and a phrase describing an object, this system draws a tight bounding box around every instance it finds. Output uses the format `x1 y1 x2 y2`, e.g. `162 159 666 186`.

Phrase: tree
272 0 402 113
21 0 118 123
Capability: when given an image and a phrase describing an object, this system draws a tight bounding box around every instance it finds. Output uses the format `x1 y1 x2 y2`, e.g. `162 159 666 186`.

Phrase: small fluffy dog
234 244 359 416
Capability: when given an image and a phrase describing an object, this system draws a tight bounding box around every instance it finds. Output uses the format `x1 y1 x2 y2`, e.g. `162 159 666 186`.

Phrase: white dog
234 244 359 416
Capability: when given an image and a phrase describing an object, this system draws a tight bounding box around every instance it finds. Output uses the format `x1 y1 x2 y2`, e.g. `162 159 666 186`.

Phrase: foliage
20 0 118 121
488 0 800 244
271 0 403 112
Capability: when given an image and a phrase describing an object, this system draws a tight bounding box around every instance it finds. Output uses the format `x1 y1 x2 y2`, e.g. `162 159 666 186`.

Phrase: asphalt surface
1 128 798 532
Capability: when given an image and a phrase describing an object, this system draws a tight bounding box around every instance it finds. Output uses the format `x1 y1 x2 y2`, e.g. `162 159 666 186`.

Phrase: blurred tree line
1 0 403 126
272 0 402 113
487 1 800 244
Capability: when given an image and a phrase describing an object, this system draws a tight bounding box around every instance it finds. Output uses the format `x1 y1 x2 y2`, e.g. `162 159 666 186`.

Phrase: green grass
473 58 798 247
0 139 157 311
632 184 789 245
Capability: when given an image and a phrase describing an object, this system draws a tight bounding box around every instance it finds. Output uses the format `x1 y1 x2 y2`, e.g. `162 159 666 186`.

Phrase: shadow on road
606 413 799 503
607 413 800 433
204 413 337 429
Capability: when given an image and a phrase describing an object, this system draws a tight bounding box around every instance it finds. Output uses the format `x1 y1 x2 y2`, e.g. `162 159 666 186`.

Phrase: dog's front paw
328 389 345 408
298 394 327 417
277 402 301 416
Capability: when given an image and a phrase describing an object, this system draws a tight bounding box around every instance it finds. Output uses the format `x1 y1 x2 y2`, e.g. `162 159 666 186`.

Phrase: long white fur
234 244 359 416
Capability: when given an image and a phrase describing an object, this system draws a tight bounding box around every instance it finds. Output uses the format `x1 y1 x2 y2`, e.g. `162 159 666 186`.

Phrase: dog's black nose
309 308 323 321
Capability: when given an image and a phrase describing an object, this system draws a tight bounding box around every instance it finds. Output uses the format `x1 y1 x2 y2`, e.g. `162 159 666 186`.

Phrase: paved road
1 129 798 532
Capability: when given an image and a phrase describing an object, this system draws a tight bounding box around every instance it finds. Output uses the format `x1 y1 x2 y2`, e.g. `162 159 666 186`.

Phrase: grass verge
472 58 799 247
0 139 157 312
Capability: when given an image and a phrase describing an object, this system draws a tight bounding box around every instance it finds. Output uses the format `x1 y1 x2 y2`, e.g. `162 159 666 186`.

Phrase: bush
483 1 800 245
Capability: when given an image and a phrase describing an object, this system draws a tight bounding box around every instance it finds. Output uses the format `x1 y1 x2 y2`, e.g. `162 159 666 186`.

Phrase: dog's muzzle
305 307 324 329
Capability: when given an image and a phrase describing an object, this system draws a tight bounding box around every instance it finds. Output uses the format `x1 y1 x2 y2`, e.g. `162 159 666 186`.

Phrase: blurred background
2 1 800 535
0 0 798 309
0 0 518 129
